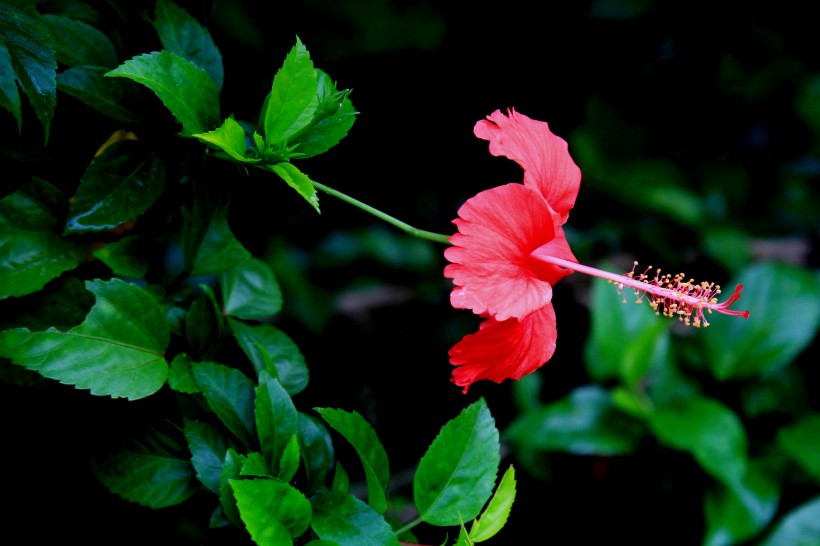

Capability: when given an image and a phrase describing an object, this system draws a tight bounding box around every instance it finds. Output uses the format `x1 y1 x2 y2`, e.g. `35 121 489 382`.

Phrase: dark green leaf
152 0 223 91
191 360 256 447
264 36 318 144
505 385 644 456
94 426 196 508
331 462 350 493
182 187 251 275
220 256 283 320
57 65 140 123
757 496 820 546
316 407 390 514
185 288 225 361
649 396 748 484
278 435 300 483
778 414 820 483
93 235 148 277
184 418 230 494
740 367 809 418
266 161 320 213
702 262 820 380
232 477 312 540
0 0 56 140
0 178 85 299
414 397 500 526
290 70 356 159
256 370 299 475
65 140 165 234
469 465 516 543
219 448 245 528
42 13 117 67
0 278 169 399
299 412 334 493
703 461 781 546
106 50 219 136
168 352 199 393
194 116 259 163
240 452 271 477
310 490 399 546
10 275 93 331
229 319 309 395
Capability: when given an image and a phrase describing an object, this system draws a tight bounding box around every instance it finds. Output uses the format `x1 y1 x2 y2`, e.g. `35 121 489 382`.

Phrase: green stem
394 516 424 537
312 181 452 245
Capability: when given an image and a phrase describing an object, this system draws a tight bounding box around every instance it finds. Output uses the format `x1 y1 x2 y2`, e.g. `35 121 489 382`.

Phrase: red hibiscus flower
445 108 748 393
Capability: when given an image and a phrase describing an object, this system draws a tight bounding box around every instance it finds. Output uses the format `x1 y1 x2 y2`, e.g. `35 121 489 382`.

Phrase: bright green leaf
220 256 283 320
184 418 231 494
57 65 141 123
266 162 320 213
278 435 301 484
290 69 356 159
152 0 223 91
106 50 219 136
191 360 256 447
42 13 117 68
299 412 334 493
778 414 820 483
331 461 350 493
505 385 644 456
310 490 400 546
232 477 312 541
469 465 516 543
94 426 196 508
0 178 85 299
414 397 500 526
649 396 748 485
256 370 299 474
264 36 318 144
757 496 820 546
702 262 820 380
240 452 271 478
0 278 169 399
316 407 390 514
66 140 165 234
0 0 56 140
229 319 309 395
194 116 259 163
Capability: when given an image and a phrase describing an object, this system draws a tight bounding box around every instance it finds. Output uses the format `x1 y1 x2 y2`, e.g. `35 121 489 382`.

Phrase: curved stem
393 516 424 537
312 181 452 245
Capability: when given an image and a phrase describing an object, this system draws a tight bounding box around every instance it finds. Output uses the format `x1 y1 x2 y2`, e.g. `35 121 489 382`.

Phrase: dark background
3 0 819 544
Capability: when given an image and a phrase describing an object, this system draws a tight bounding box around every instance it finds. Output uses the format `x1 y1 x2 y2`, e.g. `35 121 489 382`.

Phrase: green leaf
331 461 350 493
194 116 260 163
310 490 400 546
649 396 748 484
185 287 225 361
299 412 334 493
106 50 219 136
778 414 820 483
94 426 197 508
0 0 56 140
316 407 390 514
256 370 299 475
57 65 141 123
702 261 820 380
757 496 820 546
264 36 318 144
414 397 500 526
220 256 283 320
229 319 309 395
241 452 272 477
10 275 93 331
191 360 256 447
0 278 169 399
168 353 199 393
703 461 781 546
505 385 644 456
42 13 117 68
278 435 301 483
93 235 148 277
152 0 223 91
219 448 245 528
469 465 516 543
182 186 251 275
266 161 320 213
290 70 356 159
65 140 166 234
232 477 312 541
584 267 671 385
0 178 85 299
184 418 231 494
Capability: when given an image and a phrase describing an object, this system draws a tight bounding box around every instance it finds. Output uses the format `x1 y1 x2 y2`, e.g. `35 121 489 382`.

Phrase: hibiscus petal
449 304 558 393
444 183 571 321
474 108 581 224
